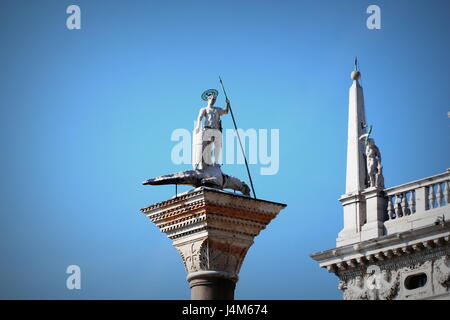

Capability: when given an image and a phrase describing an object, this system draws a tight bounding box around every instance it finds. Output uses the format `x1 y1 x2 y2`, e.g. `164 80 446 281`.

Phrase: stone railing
337 170 449 245
384 170 450 224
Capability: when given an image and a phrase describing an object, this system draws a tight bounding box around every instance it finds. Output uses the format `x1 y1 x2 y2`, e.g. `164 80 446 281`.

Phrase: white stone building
310 67 450 300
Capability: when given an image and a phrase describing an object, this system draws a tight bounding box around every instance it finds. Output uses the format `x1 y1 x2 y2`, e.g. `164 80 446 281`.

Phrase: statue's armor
204 107 223 130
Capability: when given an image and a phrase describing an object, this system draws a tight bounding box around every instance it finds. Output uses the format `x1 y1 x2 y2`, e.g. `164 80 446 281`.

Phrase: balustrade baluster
428 185 436 210
410 190 416 214
395 194 403 218
387 196 394 219
401 192 410 215
436 183 443 207
445 181 450 205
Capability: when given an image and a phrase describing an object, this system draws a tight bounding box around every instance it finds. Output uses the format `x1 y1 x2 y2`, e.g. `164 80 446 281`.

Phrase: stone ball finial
351 70 361 80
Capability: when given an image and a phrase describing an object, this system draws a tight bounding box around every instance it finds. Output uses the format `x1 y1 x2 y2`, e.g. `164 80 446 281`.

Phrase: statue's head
201 89 219 106
207 94 217 106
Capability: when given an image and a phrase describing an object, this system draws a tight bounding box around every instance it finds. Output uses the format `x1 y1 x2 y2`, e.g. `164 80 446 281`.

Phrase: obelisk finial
351 57 361 81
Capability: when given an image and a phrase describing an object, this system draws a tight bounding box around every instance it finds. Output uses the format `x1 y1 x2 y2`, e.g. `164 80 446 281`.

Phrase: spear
219 76 256 199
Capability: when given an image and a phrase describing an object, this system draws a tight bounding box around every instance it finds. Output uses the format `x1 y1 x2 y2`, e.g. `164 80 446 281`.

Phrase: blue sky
0 0 449 299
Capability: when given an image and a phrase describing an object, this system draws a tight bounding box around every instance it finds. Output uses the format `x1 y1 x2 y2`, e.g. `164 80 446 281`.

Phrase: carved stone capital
174 238 249 278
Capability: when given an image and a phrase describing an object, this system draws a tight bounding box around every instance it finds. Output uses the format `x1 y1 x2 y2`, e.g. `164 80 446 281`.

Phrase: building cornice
311 222 450 273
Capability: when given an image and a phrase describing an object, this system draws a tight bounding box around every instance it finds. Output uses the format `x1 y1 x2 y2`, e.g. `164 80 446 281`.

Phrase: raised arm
220 98 231 115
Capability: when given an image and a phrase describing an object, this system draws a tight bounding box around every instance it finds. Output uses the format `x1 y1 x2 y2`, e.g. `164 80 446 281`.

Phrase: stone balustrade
337 169 450 246
383 169 450 235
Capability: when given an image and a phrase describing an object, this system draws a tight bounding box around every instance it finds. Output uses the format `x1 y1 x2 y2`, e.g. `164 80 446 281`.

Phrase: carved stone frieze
337 249 450 300
433 254 450 293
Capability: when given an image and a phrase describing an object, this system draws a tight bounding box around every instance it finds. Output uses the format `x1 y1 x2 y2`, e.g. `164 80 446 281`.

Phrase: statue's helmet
201 89 219 101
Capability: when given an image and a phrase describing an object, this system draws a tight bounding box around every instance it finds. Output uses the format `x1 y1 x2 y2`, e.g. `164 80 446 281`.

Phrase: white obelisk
337 67 368 246
345 69 367 194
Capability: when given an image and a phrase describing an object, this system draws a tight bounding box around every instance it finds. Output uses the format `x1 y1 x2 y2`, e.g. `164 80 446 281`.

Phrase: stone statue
365 138 384 188
143 89 250 196
193 90 230 169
